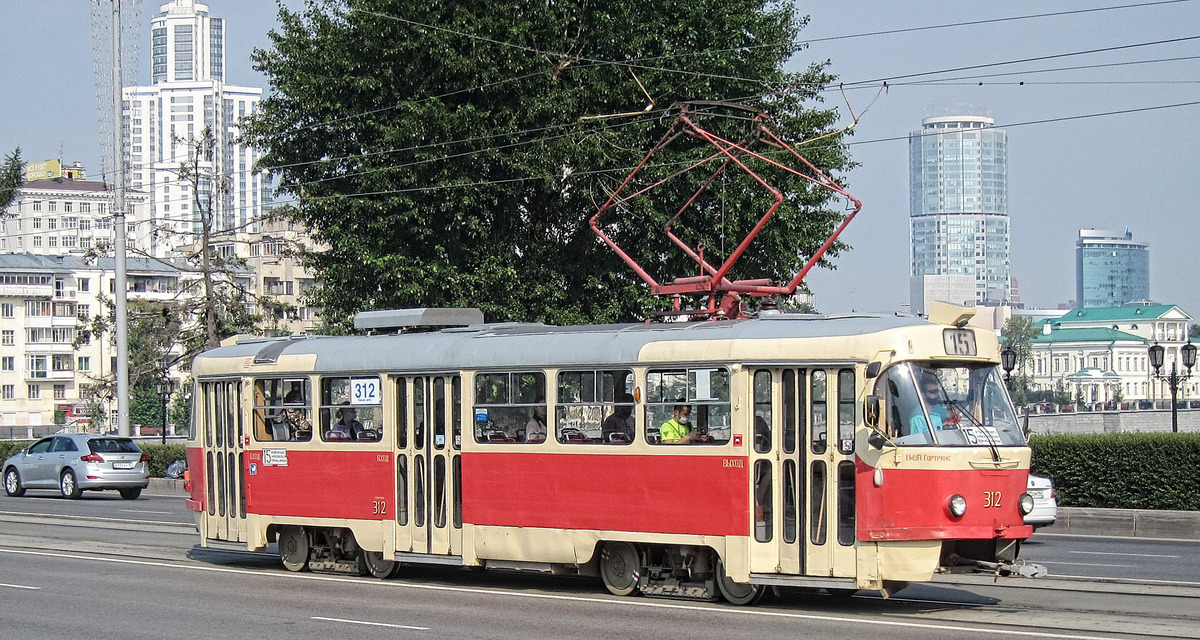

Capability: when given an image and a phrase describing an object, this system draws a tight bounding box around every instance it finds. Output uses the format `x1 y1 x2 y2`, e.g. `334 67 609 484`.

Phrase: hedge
0 440 186 479
1029 433 1200 511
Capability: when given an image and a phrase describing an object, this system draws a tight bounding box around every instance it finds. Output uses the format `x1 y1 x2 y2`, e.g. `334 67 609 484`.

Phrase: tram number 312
984 491 1002 508
372 500 387 516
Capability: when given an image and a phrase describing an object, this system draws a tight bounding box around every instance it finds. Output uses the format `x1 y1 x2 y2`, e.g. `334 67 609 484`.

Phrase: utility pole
112 0 131 437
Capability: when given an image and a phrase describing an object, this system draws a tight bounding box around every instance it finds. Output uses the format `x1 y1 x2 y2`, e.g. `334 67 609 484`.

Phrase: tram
184 302 1035 603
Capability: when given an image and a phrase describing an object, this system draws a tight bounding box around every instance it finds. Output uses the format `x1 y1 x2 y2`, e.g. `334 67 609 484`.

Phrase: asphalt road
1 490 1198 640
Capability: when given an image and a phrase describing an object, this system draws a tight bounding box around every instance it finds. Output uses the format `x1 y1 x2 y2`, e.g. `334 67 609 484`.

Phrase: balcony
24 369 74 382
0 284 53 298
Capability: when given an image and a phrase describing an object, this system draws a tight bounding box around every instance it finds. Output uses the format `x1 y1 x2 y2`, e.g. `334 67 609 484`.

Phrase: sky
1 1 1197 319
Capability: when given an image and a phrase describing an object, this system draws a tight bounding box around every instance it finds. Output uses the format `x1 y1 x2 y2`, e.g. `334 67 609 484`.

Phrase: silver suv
4 434 150 500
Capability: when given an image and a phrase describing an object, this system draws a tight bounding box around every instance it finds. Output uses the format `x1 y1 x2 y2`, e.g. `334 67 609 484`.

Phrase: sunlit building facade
1076 228 1149 308
909 114 1010 314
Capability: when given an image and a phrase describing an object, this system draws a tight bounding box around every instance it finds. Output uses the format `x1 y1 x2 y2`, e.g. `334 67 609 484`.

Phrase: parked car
1024 474 1058 529
3 434 150 500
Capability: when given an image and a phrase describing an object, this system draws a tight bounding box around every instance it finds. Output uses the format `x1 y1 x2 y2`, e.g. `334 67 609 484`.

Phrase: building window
53 384 66 400
47 202 56 212
77 356 90 372
33 217 42 229
1 357 13 371
32 202 41 212
79 278 90 292
0 303 12 318
80 202 91 214
1 386 13 400
48 237 58 248
1 330 12 346
28 384 40 399
63 202 73 213
33 236 42 248
27 355 48 379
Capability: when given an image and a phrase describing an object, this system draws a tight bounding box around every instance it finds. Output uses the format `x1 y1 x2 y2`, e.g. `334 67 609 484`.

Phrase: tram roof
194 312 931 374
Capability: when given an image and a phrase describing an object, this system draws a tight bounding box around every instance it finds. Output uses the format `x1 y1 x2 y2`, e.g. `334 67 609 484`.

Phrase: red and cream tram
184 302 1035 603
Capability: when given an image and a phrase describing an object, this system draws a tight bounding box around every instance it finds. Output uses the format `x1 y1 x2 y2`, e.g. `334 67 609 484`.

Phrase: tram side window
474 372 545 443
837 369 855 454
253 378 312 442
557 369 635 444
318 376 383 443
645 368 730 445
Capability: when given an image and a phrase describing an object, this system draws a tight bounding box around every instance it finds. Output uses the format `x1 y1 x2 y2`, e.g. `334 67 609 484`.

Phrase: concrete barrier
1039 507 1200 539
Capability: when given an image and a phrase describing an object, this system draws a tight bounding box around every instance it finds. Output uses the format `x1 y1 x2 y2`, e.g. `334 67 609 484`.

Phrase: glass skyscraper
1076 229 1150 308
909 114 1010 313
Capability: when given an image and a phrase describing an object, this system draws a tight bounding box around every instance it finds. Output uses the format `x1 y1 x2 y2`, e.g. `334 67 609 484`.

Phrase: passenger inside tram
659 404 711 443
280 390 312 441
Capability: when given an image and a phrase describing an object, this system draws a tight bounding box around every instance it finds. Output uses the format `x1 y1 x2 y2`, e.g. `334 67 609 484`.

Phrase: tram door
749 368 856 579
394 375 462 557
202 380 246 543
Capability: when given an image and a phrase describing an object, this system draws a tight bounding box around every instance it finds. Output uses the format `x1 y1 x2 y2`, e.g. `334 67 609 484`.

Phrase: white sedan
1024 474 1058 529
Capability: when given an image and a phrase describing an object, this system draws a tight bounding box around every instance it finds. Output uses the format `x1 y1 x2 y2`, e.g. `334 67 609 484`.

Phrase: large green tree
244 0 853 328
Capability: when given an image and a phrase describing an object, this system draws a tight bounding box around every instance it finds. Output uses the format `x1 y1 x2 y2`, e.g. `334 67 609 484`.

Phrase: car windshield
88 438 140 454
875 361 1025 447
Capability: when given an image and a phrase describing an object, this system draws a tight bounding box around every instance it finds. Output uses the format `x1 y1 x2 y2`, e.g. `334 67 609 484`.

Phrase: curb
146 477 186 496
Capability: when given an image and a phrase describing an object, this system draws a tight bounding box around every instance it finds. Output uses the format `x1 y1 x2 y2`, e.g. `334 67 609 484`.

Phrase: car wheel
60 470 82 499
4 468 25 497
119 487 142 500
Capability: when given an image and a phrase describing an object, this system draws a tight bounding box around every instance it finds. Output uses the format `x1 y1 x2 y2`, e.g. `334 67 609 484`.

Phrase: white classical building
124 0 272 257
1021 305 1197 406
1 172 152 257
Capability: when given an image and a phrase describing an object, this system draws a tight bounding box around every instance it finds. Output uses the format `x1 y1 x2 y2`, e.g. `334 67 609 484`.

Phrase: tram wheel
362 551 400 579
278 527 310 572
716 558 765 605
599 542 641 596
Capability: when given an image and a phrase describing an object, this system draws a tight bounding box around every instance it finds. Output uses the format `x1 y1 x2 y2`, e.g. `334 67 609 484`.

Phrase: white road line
1035 532 1200 544
1052 574 1200 587
312 616 428 630
1068 551 1180 559
120 510 174 515
0 582 41 590
0 548 1125 640
1041 562 1133 568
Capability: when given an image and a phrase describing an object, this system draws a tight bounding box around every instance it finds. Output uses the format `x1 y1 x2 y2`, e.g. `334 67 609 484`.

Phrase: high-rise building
1076 228 1149 308
908 113 1010 314
124 0 271 257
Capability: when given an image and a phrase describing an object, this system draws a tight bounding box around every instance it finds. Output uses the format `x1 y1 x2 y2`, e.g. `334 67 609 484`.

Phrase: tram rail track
3 509 1198 640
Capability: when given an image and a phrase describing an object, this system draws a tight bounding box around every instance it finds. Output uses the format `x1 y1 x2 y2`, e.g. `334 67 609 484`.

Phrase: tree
1001 315 1039 407
0 147 23 211
243 0 853 329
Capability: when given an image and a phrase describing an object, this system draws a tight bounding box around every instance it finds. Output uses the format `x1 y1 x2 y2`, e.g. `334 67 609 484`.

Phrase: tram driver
909 374 959 434
660 403 710 443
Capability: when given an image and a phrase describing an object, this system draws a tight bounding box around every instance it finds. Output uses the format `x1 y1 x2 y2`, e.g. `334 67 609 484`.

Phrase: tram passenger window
395 379 408 448
557 369 635 444
318 376 383 443
253 378 312 442
645 368 730 445
473 372 545 443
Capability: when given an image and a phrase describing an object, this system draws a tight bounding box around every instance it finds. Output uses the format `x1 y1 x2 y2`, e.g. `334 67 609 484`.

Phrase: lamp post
1149 342 1197 433
155 377 176 445
1000 346 1016 392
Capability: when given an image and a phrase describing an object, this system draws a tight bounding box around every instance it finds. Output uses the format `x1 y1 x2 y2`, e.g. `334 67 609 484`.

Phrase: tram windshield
875 362 1024 447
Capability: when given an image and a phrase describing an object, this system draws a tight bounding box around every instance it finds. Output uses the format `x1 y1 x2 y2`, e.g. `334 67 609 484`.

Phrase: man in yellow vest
660 404 709 443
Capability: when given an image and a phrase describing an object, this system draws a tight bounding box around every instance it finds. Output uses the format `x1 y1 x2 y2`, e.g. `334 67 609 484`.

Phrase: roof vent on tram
353 307 486 333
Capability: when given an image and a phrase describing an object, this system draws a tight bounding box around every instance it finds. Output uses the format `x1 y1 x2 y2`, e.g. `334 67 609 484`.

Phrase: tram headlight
948 494 967 518
1018 492 1035 516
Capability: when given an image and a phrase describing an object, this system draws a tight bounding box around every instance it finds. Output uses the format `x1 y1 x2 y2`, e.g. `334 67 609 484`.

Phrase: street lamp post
1148 342 1197 433
155 377 175 445
1001 346 1017 392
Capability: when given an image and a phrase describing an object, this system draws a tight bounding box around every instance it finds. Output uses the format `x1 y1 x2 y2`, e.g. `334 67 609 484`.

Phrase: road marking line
1068 551 1179 558
1035 532 1200 544
1052 574 1200 587
1041 562 1133 568
120 510 174 515
0 548 1126 640
0 582 41 590
312 616 427 630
